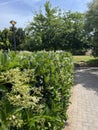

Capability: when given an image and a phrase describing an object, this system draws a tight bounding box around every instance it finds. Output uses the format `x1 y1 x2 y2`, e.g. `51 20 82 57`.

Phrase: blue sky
0 0 92 30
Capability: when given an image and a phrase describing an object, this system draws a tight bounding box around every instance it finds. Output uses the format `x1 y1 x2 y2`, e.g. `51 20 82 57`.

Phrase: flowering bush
0 51 73 130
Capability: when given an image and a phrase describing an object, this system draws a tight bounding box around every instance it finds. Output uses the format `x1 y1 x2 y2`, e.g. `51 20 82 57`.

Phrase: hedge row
0 51 73 130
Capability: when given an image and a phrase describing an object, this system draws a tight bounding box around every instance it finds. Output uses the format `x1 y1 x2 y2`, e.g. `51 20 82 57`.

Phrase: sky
0 0 92 30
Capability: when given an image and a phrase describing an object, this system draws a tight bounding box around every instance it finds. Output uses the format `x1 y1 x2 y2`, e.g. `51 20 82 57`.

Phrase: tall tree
25 1 89 53
85 0 98 56
62 11 89 54
26 1 63 51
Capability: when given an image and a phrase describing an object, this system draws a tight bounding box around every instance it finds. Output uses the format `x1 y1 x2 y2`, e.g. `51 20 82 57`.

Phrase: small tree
0 28 12 50
0 28 26 51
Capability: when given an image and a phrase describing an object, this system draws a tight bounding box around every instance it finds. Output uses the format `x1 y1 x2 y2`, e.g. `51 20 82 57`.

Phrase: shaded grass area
73 56 98 67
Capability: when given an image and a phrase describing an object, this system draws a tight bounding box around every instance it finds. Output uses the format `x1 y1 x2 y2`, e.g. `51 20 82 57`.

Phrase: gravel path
64 67 98 130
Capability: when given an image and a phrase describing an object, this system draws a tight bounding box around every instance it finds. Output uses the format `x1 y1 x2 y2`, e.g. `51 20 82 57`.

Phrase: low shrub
0 51 73 130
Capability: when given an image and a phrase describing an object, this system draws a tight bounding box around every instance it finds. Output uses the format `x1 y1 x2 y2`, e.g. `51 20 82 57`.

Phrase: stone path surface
64 67 98 130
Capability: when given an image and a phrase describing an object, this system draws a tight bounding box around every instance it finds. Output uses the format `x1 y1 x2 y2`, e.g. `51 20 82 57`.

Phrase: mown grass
73 56 95 63
73 55 98 67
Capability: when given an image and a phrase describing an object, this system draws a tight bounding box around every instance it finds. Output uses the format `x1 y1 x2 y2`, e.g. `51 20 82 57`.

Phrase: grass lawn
73 55 98 67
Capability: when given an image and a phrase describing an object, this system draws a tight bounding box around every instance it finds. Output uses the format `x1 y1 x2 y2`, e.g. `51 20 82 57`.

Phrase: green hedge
0 51 73 130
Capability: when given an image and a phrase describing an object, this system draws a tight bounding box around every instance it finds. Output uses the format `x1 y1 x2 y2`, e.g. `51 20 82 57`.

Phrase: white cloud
0 0 42 6
0 11 33 29
0 6 33 29
22 0 43 7
0 0 92 30
0 0 35 29
0 0 20 6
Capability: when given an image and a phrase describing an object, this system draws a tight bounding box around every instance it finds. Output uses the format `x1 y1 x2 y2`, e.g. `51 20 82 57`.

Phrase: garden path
64 67 98 130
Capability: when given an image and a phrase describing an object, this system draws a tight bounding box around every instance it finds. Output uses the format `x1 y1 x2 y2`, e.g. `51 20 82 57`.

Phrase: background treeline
0 1 98 56
0 27 25 50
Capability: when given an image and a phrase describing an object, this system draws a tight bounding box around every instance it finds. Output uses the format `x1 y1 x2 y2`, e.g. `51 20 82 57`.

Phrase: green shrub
0 51 73 130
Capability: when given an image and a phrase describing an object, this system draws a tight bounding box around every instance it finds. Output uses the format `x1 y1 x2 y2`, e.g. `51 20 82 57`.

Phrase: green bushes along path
0 51 73 130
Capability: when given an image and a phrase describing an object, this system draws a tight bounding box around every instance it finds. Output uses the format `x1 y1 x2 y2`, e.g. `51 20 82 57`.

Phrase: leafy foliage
0 51 73 130
0 1 92 53
25 2 89 54
85 0 98 56
0 27 25 51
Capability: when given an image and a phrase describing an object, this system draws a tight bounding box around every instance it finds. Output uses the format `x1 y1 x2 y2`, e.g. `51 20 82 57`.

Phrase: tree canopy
0 1 95 54
25 1 89 54
0 27 25 50
85 0 98 56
